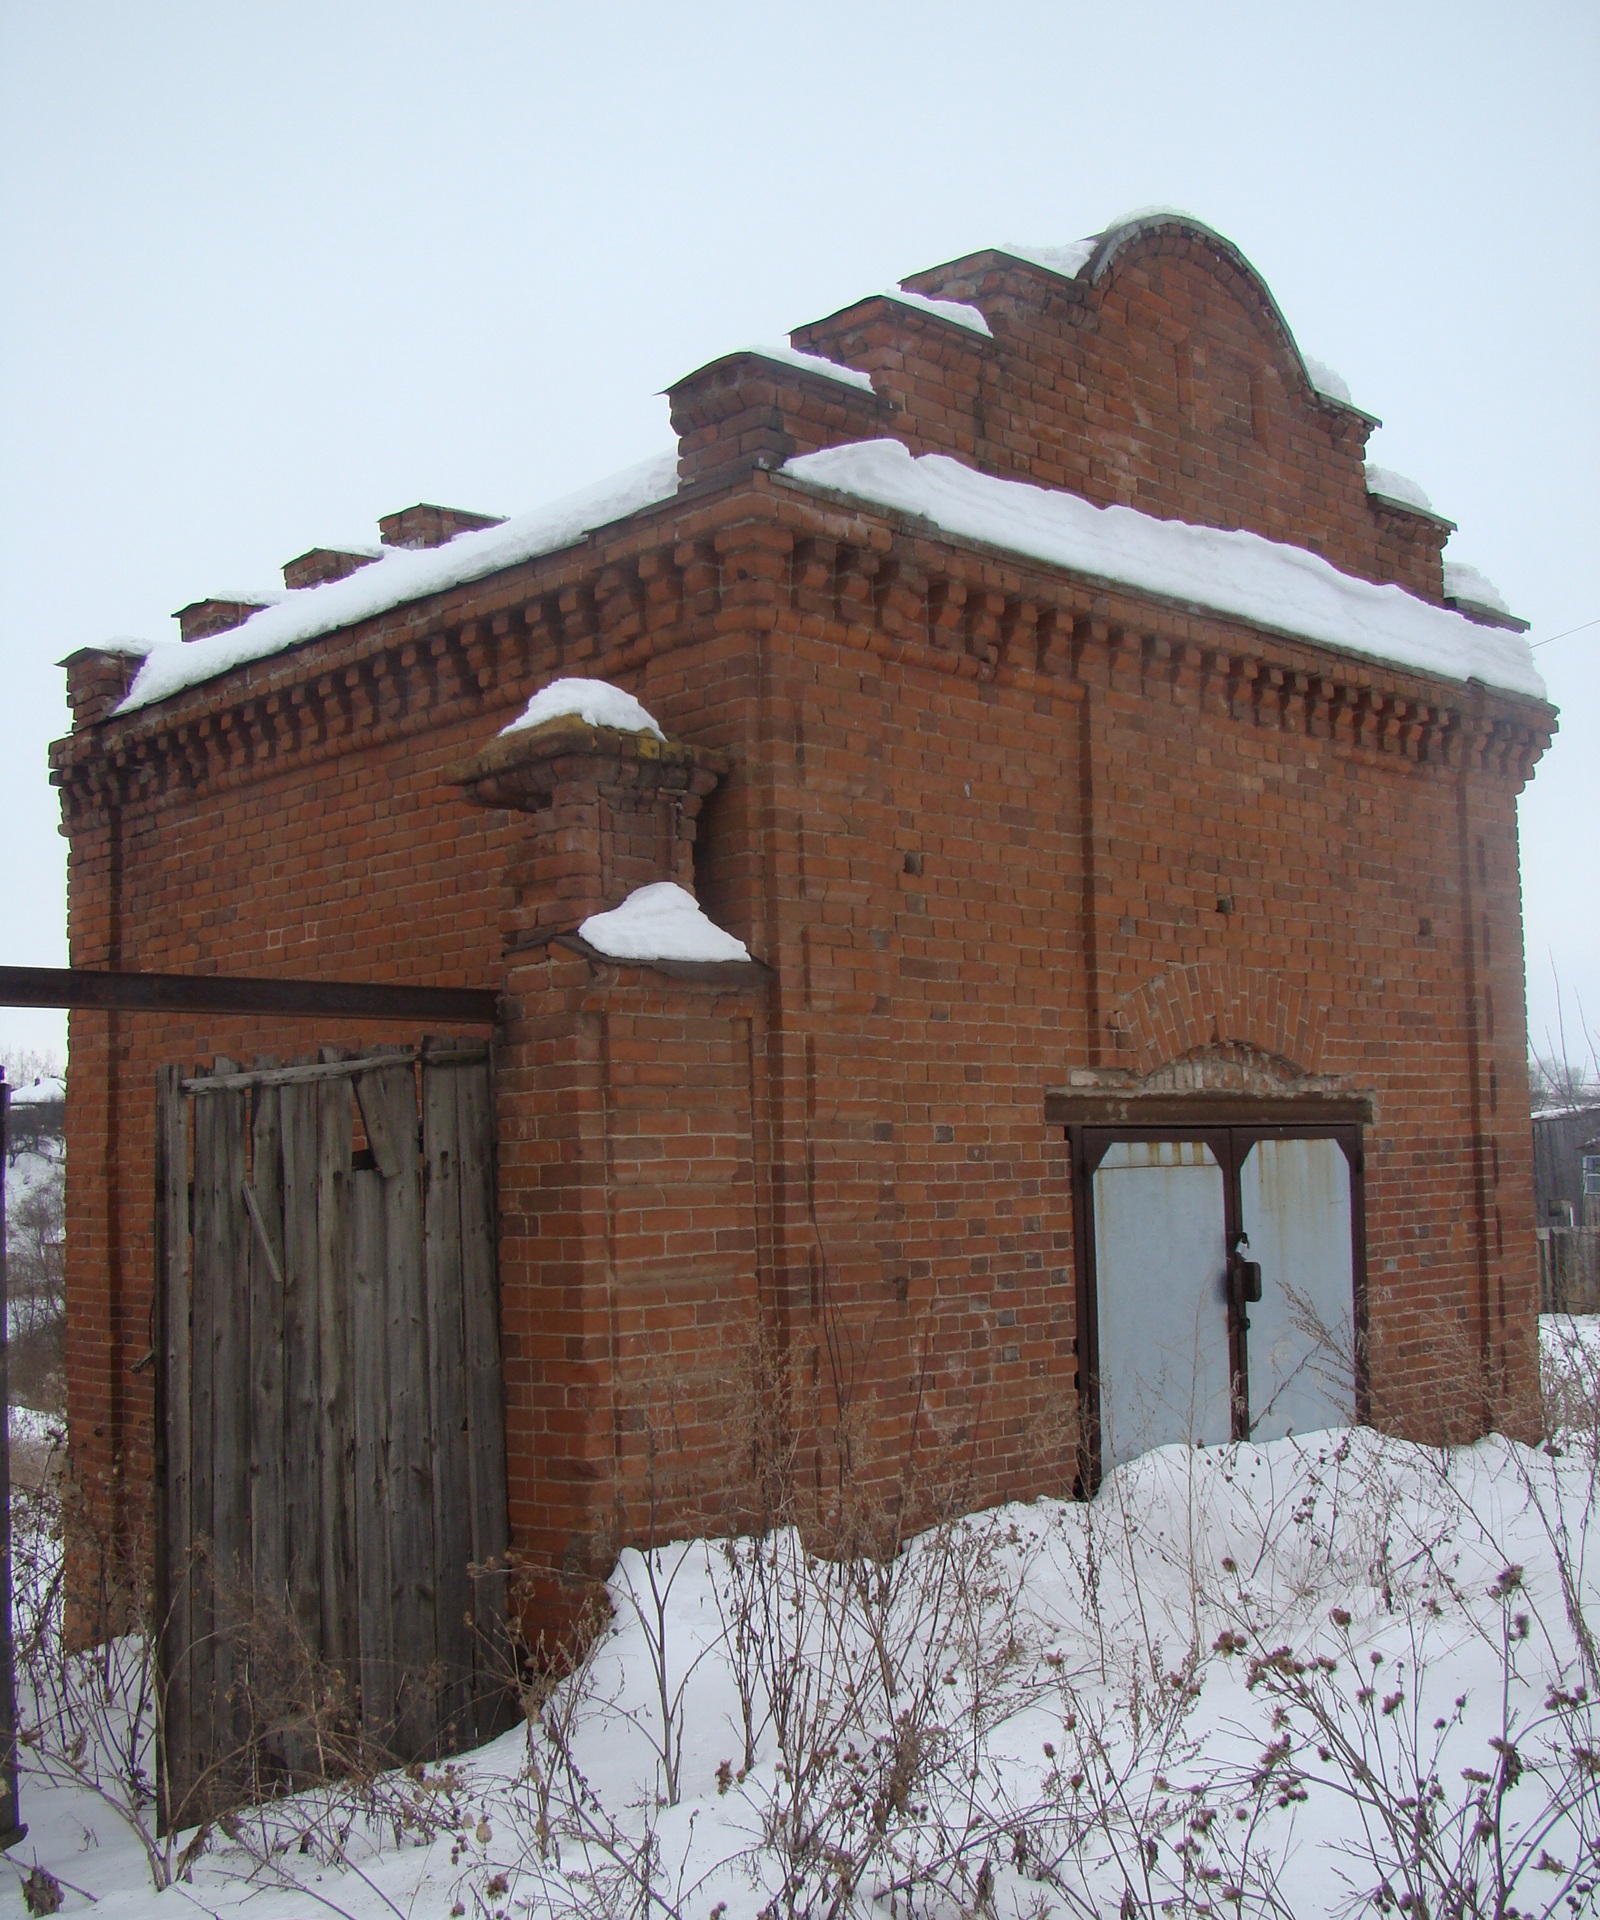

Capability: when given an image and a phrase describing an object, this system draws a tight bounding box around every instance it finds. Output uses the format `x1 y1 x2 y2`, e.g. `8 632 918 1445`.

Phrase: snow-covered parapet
207 587 285 609
500 678 666 741
1302 356 1353 405
737 344 876 394
778 439 1545 700
1442 560 1527 631
887 286 992 336
1442 561 1511 619
1365 464 1441 517
1000 238 1099 279
113 451 682 716
578 882 751 964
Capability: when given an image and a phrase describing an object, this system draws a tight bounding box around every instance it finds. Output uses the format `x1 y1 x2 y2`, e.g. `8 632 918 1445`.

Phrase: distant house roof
9 1075 65 1107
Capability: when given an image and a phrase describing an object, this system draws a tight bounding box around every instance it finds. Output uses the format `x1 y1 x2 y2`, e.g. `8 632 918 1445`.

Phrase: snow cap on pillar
447 676 729 948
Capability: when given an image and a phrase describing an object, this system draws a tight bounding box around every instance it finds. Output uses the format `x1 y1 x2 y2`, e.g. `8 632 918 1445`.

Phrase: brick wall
54 214 1554 1621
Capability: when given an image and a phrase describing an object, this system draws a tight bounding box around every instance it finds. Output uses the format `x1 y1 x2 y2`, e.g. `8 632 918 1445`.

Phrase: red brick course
53 215 1554 1616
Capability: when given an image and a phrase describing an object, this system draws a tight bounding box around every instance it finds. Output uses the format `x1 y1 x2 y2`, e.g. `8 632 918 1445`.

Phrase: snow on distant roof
887 287 992 336
9 1075 65 1106
742 344 876 393
1534 1097 1600 1122
1442 561 1512 618
779 439 1545 700
1365 464 1437 515
1302 356 1353 405
500 677 665 741
578 882 751 964
1000 238 1098 280
114 450 683 716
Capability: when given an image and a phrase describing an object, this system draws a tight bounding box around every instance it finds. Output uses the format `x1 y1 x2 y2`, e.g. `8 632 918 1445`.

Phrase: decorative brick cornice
50 476 1556 836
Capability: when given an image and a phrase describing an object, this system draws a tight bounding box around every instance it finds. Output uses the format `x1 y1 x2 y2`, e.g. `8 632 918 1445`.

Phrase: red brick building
54 213 1554 1640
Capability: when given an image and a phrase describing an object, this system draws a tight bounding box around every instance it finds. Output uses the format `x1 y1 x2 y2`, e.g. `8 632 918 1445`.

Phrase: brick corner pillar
447 716 728 949
448 715 733 1630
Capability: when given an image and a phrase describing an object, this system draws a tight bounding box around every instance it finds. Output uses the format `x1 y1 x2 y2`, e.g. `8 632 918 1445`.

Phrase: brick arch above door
1104 962 1334 1079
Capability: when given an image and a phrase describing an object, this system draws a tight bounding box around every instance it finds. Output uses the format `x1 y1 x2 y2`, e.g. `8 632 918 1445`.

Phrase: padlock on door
1228 1244 1263 1317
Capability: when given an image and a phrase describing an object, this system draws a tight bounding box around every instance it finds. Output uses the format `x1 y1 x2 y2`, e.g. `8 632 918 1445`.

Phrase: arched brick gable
1080 212 1333 423
896 214 1449 599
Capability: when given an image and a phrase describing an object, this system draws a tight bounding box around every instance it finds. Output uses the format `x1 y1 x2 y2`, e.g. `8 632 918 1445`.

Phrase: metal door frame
1064 1107 1369 1491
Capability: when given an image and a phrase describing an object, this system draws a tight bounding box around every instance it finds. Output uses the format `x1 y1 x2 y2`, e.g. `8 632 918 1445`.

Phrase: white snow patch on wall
1302 356 1354 405
578 882 751 964
886 287 992 336
114 451 683 715
1365 464 1436 515
501 678 665 741
743 343 876 394
1442 561 1512 617
780 439 1544 700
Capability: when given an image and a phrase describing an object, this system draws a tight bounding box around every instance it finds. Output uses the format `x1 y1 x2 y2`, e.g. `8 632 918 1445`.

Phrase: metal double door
1080 1126 1364 1473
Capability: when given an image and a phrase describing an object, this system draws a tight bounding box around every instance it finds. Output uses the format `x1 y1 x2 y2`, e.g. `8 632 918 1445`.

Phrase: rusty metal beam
0 966 499 1026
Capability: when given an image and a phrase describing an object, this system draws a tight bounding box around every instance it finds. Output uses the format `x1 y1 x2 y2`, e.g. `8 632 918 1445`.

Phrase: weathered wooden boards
155 1044 512 1827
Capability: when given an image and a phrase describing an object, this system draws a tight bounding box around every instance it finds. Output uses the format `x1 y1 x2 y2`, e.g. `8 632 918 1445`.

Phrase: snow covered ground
3 1144 62 1220
4 1139 65 1449
4 1321 1596 1918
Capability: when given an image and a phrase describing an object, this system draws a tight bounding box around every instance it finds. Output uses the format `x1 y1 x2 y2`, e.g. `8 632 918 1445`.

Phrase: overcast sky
1 0 1595 1074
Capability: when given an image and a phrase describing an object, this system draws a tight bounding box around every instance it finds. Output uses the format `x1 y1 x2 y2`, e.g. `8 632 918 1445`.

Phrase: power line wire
1532 615 1600 650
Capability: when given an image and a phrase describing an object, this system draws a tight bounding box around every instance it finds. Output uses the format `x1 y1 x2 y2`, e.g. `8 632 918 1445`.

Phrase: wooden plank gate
154 1042 512 1825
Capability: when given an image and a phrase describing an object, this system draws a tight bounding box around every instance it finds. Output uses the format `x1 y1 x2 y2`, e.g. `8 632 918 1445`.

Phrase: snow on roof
578 882 751 964
999 238 1098 280
1002 213 1205 286
1442 560 1512 618
740 343 876 394
203 588 286 608
886 286 992 337
114 450 683 716
1365 464 1437 515
9 1075 65 1106
1302 356 1353 405
779 439 1545 700
500 677 665 741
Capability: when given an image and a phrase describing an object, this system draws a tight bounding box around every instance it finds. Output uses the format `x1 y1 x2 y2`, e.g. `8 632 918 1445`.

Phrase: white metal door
1093 1141 1232 1469
1239 1137 1356 1440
